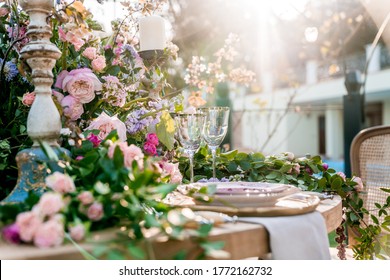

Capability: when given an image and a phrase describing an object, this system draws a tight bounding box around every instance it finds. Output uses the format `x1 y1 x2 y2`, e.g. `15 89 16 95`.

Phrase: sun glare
267 0 309 20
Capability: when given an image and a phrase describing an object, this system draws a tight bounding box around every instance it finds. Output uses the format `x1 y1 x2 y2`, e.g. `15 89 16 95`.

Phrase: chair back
350 125 390 225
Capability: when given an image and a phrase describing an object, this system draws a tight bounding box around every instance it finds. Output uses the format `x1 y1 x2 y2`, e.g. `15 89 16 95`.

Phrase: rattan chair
350 125 390 227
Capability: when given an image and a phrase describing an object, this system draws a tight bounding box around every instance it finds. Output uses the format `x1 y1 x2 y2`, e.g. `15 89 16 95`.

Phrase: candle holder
1 0 69 204
138 49 165 64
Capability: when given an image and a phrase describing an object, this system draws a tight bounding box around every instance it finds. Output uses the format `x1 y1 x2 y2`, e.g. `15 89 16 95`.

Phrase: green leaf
250 152 265 161
371 215 379 225
318 177 327 189
107 250 126 260
380 188 390 193
266 172 279 180
220 150 238 161
105 65 121 76
128 245 146 259
331 177 343 191
156 111 175 150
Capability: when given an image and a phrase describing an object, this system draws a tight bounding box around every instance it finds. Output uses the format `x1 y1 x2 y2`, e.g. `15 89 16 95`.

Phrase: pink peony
61 95 84 120
69 224 86 242
87 133 101 147
108 142 144 169
22 92 36 106
54 70 69 90
37 193 64 217
2 223 21 244
87 202 104 221
45 171 76 194
33 218 64 248
91 55 106 72
61 68 102 104
82 47 97 60
146 133 159 146
352 176 364 192
144 142 157 156
85 112 127 142
16 211 42 242
77 191 94 205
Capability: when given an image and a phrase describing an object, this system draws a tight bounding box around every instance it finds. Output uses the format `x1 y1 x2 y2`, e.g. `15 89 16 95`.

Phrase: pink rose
87 202 104 221
62 68 102 103
45 172 76 194
61 95 84 120
16 211 42 242
66 32 85 51
91 55 106 72
352 176 364 192
161 161 183 184
108 143 144 169
33 218 64 248
22 92 35 106
85 112 127 141
87 133 101 147
144 142 157 156
0 7 9 17
77 191 94 205
54 70 69 90
52 90 64 103
69 224 85 242
146 133 159 146
284 152 294 161
37 193 64 217
2 223 21 244
337 172 346 182
82 47 97 60
58 26 67 42
102 75 120 83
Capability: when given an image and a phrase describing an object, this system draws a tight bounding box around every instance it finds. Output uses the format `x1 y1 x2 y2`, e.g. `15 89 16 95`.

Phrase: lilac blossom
0 59 18 81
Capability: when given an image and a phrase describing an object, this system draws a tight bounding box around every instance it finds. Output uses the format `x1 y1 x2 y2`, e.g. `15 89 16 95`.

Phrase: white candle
139 15 166 51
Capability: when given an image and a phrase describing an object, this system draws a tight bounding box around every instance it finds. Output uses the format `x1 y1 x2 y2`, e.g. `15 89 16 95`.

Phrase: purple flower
0 59 18 81
124 44 140 59
322 163 329 171
2 223 21 244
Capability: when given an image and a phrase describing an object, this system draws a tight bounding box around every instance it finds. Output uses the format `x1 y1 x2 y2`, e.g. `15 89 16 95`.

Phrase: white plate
183 181 301 207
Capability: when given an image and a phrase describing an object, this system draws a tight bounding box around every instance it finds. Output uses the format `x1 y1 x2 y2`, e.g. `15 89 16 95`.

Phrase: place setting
169 106 321 217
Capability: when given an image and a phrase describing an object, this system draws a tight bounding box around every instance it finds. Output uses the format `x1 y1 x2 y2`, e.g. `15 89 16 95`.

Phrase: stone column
2 0 67 203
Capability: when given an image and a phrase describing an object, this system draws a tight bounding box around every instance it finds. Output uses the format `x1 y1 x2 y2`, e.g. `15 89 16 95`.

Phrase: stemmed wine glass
199 107 230 180
174 113 205 183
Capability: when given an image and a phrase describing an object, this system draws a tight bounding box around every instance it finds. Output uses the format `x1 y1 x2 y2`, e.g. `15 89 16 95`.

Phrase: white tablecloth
239 211 331 260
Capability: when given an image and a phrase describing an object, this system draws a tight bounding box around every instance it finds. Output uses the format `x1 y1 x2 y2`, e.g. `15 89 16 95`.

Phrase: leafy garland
177 146 390 259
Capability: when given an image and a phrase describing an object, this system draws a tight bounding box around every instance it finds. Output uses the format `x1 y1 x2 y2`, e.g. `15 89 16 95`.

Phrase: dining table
0 194 342 260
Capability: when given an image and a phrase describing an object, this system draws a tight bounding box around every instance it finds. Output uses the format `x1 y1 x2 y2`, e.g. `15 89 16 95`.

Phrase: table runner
239 211 331 260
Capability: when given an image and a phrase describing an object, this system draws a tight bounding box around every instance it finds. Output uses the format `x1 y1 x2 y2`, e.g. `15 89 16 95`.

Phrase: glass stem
188 150 195 183
211 146 217 179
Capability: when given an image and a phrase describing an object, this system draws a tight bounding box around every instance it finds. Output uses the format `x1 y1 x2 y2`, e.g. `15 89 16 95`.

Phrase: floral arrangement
0 0 389 261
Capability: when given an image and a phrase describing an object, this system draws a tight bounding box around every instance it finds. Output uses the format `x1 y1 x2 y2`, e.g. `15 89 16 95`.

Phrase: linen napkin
239 211 331 260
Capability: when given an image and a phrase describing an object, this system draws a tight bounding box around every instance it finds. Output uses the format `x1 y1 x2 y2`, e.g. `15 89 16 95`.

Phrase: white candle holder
1 0 69 203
